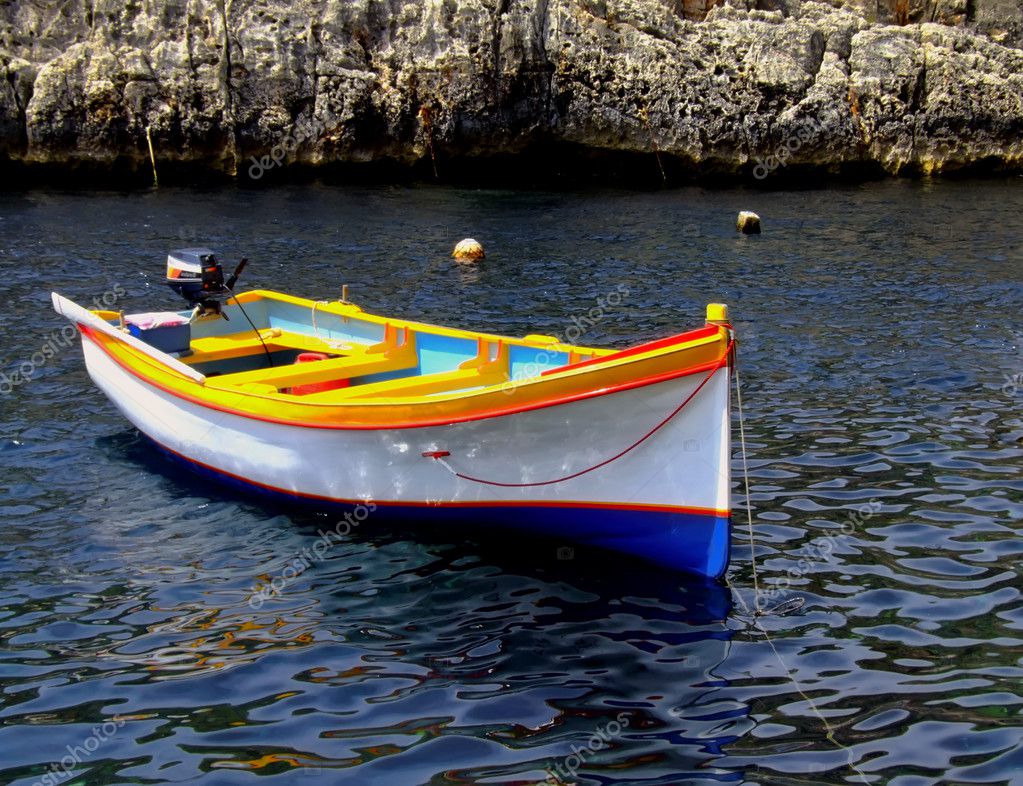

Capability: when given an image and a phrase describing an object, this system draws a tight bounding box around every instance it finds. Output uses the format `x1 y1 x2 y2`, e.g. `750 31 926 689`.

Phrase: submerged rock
0 0 1021 180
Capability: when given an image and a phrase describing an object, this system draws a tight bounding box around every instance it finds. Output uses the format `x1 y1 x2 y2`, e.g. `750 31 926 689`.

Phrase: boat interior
103 290 619 401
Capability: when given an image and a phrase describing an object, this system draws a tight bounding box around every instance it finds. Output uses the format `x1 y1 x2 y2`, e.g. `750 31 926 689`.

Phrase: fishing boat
52 249 735 578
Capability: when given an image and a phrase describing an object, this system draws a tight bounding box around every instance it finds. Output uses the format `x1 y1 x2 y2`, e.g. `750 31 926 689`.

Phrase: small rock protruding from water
736 211 761 234
452 238 485 261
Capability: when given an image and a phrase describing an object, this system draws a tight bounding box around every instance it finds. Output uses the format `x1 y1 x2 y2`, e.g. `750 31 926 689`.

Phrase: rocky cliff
1 0 1022 182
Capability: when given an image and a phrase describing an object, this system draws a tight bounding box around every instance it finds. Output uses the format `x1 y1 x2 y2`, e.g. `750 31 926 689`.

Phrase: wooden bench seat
296 366 507 402
297 337 511 401
208 325 418 392
208 352 416 391
186 328 369 365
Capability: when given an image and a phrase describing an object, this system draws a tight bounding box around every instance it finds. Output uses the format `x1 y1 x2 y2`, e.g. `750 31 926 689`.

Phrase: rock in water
453 239 485 261
737 212 762 235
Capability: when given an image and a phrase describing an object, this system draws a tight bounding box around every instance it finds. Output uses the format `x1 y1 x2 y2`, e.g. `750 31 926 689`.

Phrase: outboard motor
166 248 247 320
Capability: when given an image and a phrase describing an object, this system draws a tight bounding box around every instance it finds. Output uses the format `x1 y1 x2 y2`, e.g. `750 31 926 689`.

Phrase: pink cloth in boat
125 312 189 330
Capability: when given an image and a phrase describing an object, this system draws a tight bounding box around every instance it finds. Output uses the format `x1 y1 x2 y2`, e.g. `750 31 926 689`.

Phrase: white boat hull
80 328 732 576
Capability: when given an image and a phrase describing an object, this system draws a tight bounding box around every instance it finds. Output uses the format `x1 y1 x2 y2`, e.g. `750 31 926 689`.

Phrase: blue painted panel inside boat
416 332 478 375
153 440 731 579
508 345 569 381
266 300 384 345
190 349 301 376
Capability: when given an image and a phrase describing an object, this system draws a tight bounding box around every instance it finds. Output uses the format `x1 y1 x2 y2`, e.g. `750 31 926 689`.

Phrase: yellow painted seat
300 337 510 402
300 367 507 402
187 328 367 364
209 325 417 392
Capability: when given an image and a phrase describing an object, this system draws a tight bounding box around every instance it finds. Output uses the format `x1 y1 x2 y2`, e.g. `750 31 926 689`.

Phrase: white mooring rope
729 349 868 784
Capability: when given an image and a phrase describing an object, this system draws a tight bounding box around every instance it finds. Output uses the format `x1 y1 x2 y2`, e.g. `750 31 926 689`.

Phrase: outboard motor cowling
167 248 248 320
167 248 226 305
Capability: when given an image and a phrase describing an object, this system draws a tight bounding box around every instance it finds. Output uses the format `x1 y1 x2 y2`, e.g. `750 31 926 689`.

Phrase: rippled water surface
1 180 1022 785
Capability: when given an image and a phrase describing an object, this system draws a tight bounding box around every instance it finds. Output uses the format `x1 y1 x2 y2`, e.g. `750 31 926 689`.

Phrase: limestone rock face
0 0 1021 177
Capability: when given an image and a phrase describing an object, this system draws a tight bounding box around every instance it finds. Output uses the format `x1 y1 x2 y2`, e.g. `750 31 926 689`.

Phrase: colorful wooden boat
52 265 735 577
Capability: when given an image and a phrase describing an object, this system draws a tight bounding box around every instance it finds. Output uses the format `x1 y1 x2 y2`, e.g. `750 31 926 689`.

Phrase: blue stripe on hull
505 505 731 579
150 442 731 579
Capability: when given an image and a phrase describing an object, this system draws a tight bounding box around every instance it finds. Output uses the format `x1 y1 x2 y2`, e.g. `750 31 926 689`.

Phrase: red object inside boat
289 352 350 396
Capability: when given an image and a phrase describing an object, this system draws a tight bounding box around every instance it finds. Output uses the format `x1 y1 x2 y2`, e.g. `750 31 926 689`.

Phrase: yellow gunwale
81 290 730 429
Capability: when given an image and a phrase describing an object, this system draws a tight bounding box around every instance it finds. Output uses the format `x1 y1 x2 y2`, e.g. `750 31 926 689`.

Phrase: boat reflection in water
80 436 745 783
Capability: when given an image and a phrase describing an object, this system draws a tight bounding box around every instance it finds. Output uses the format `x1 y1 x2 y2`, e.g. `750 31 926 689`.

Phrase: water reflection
0 430 743 785
1 180 1021 785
